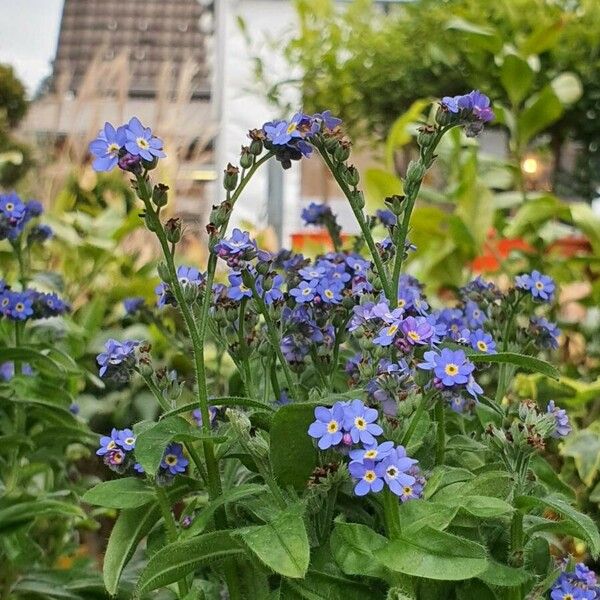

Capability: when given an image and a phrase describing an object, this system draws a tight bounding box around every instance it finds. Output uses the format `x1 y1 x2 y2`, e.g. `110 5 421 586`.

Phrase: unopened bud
240 146 253 169
384 194 406 216
417 125 437 148
343 165 360 187
333 143 351 163
157 262 170 283
164 218 182 243
223 163 239 191
152 183 169 207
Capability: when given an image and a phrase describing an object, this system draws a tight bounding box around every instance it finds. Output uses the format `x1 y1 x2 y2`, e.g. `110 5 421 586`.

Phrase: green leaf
424 466 474 500
444 17 502 52
517 85 563 146
161 397 275 419
439 495 513 518
182 484 267 539
236 505 310 579
82 477 155 509
530 454 575 498
330 521 388 578
0 347 64 376
561 429 600 487
397 500 458 534
103 503 161 595
0 499 85 534
135 415 225 474
468 351 559 380
516 495 600 557
520 20 564 55
270 403 318 490
500 54 534 106
478 560 531 587
376 527 488 580
363 168 404 210
283 570 375 600
135 531 245 595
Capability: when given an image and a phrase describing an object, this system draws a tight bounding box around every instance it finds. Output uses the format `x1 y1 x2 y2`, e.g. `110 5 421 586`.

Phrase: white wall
214 0 301 242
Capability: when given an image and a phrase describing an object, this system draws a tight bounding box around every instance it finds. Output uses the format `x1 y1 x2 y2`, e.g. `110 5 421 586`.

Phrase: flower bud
417 125 437 148
142 156 159 171
240 269 256 290
333 143 351 163
157 262 170 283
164 218 182 244
342 165 360 187
384 194 406 216
152 183 169 207
144 212 157 232
223 163 239 191
118 152 142 174
240 146 253 169
435 104 454 126
248 129 265 156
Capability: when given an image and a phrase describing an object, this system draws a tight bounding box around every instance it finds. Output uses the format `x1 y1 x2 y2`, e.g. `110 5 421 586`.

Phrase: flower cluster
0 286 69 321
262 111 342 168
96 339 140 380
89 118 166 173
547 400 572 438
516 270 556 302
155 265 204 307
439 90 494 136
307 400 424 500
301 202 334 227
550 562 598 600
96 428 188 481
0 361 33 381
123 297 145 315
0 192 51 242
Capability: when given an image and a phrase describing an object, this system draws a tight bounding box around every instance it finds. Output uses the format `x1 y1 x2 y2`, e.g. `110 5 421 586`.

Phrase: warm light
522 157 539 175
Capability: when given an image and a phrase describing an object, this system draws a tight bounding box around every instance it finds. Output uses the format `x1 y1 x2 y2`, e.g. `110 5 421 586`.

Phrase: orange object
290 230 351 254
472 229 534 273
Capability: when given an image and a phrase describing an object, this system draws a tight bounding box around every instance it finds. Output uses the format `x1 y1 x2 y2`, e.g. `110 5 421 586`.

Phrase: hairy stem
434 399 446 465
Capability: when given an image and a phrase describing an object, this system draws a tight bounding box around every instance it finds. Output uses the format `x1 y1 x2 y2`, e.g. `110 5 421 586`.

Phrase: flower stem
237 298 256 398
315 144 393 302
401 392 429 448
382 488 401 539
155 485 190 598
434 399 446 465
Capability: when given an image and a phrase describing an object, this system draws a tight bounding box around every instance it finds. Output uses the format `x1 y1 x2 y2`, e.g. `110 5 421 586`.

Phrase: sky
0 0 64 96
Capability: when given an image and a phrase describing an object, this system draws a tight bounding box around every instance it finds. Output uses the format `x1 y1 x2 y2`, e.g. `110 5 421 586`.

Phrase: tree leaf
516 495 600 557
517 85 563 146
135 415 225 474
270 403 318 490
82 477 155 509
375 527 489 580
500 54 534 106
330 521 388 578
103 503 161 595
135 531 245 595
236 505 310 579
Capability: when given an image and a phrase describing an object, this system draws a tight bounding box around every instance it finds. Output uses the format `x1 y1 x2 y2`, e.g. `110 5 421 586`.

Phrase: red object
291 230 351 253
471 229 533 273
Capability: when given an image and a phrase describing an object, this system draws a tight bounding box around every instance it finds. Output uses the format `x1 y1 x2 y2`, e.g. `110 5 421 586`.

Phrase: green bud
417 125 437 149
324 137 339 152
343 165 360 187
240 146 253 169
240 269 256 290
164 218 182 244
333 143 350 162
182 282 199 304
435 104 454 127
248 129 265 155
141 156 159 171
249 139 263 156
258 340 271 356
223 163 239 191
384 194 406 216
152 183 169 207
144 212 157 232
157 262 171 283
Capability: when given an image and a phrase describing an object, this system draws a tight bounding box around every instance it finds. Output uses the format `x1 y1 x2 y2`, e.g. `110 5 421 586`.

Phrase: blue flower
313 110 342 130
124 297 145 314
515 270 555 302
89 122 127 171
547 400 571 438
343 399 383 445
124 117 166 161
349 441 395 463
96 428 120 456
160 442 189 475
348 459 385 496
307 402 346 450
317 279 343 304
376 209 396 227
400 316 433 345
214 229 256 258
227 273 252 301
299 265 326 280
419 348 474 387
470 329 496 354
301 202 332 226
465 301 486 328
96 339 139 378
530 317 561 350
116 428 136 451
373 322 401 347
28 224 53 243
192 406 218 427
0 361 33 381
381 446 418 496
289 279 318 304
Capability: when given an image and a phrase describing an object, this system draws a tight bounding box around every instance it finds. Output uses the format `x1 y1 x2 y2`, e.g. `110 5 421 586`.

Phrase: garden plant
3 92 600 599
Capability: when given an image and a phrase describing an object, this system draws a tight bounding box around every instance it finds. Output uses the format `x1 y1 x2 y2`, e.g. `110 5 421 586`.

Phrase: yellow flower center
387 324 398 336
286 122 297 134
403 485 413 494
364 470 376 482
407 331 420 341
240 284 249 292
327 420 339 434
125 437 135 446
563 595 574 600
324 289 334 299
1 298 8 307
137 137 150 150
387 467 398 478
107 142 120 156
302 288 311 296
364 450 377 459
354 417 366 430
107 440 116 450
165 454 178 466
445 363 459 376
113 451 124 464
477 341 488 352
397 299 405 308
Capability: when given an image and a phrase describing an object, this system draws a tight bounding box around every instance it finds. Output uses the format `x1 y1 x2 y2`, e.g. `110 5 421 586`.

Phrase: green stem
141 373 208 484
510 510 524 566
382 488 401 539
155 486 190 597
270 361 282 401
237 298 256 398
316 144 393 302
249 281 299 399
434 399 446 465
401 392 429 447
309 347 329 391
390 127 448 298
7 322 25 493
